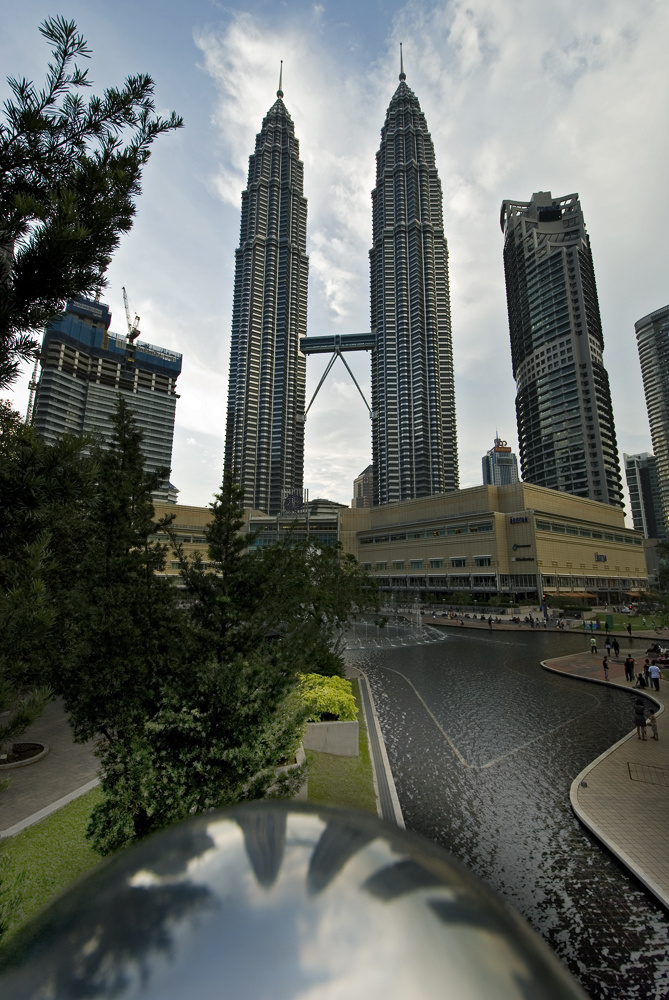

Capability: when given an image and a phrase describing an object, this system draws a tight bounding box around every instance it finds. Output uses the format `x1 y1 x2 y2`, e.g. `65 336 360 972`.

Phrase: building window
362 563 372 570
429 559 443 569
376 562 387 570
475 557 491 567
410 560 423 570
392 560 405 570
451 557 466 568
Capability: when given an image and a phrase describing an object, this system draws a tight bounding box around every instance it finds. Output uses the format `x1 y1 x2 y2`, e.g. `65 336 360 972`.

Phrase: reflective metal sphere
0 802 586 998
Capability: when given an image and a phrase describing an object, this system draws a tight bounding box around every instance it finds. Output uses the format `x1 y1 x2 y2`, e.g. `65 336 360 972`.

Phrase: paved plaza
543 641 669 908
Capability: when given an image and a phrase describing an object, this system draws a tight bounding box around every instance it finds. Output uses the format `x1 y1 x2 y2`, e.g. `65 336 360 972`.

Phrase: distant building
32 296 181 502
624 453 667 541
500 191 622 507
352 465 374 508
635 305 669 532
482 437 519 487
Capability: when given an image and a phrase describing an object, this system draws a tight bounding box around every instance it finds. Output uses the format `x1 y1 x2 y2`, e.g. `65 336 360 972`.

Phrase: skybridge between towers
301 332 376 419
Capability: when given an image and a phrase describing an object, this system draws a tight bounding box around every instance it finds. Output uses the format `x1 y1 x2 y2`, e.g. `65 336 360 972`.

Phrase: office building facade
624 453 666 541
352 465 374 508
32 297 181 499
635 305 669 533
370 61 458 506
482 436 519 487
500 192 622 507
223 79 308 515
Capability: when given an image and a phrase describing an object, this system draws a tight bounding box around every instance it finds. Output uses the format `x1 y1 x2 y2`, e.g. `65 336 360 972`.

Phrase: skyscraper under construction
223 70 308 514
369 54 458 505
500 191 622 506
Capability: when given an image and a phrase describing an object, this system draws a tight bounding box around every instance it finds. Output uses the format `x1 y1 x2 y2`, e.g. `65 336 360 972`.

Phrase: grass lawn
305 678 378 815
602 614 669 633
0 678 379 946
0 786 104 944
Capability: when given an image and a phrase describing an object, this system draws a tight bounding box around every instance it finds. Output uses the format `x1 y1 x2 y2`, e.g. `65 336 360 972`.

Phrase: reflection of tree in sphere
283 492 304 513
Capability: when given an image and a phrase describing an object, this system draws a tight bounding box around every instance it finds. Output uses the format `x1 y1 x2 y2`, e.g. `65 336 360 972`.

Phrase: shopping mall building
155 482 648 606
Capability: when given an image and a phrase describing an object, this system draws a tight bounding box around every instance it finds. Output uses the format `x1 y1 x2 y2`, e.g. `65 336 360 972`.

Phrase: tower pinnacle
277 60 284 99
399 42 406 81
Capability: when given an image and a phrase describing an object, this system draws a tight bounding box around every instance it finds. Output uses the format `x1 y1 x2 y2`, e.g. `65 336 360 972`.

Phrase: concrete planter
303 720 359 757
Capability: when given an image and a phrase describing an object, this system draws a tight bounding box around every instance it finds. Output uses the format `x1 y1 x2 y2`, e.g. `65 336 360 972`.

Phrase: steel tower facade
501 191 623 507
369 60 458 506
224 76 308 514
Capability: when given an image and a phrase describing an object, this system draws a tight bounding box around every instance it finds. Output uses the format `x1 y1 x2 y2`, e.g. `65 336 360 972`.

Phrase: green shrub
299 674 358 722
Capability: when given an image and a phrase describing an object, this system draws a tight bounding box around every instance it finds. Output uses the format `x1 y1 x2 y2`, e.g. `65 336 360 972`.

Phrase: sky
3 0 669 519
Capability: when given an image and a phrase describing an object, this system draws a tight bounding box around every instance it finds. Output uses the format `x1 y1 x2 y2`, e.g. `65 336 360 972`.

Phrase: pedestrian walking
590 637 598 654
602 656 610 681
649 662 661 692
644 659 651 686
627 623 632 639
648 712 659 740
624 654 635 682
612 638 620 658
605 638 612 657
634 699 647 739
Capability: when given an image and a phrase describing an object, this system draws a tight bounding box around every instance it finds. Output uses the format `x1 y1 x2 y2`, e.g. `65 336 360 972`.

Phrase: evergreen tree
0 16 182 389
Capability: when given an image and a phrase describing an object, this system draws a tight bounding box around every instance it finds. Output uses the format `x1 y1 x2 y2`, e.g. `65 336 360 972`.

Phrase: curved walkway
542 645 669 908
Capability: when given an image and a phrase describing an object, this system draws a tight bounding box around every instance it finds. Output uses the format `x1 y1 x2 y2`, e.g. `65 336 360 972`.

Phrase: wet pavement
347 630 669 1000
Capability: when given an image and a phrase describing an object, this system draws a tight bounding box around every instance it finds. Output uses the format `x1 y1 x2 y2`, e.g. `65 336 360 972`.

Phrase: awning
549 592 596 599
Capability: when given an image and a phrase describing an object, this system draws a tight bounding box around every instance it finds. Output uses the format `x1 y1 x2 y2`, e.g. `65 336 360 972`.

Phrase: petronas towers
223 71 308 515
371 61 458 504
224 59 458 513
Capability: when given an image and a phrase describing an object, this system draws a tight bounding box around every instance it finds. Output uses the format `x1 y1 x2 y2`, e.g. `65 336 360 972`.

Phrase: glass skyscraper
224 77 308 515
370 61 458 506
482 436 520 487
635 305 669 534
500 191 622 506
624 452 666 541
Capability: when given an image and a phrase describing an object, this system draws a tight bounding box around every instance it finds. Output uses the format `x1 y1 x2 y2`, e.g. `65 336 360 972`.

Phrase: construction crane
25 357 40 425
122 286 141 343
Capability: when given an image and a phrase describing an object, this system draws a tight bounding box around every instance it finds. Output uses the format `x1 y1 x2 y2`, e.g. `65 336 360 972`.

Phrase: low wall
304 720 359 757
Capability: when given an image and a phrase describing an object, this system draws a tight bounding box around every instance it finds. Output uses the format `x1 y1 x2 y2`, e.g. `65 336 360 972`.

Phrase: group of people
596 638 663 694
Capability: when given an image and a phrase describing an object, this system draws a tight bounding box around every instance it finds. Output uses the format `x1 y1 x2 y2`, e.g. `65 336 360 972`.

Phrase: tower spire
399 42 406 81
277 60 284 99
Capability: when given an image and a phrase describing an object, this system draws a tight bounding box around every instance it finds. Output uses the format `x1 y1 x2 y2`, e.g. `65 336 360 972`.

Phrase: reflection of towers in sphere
500 191 622 506
224 79 308 515
370 63 458 506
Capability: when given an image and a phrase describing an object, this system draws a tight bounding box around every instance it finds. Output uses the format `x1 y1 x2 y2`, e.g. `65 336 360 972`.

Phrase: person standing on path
612 638 620 659
590 637 598 654
634 699 648 739
602 656 610 681
627 623 633 641
648 712 659 740
645 659 652 686
605 638 612 657
649 662 661 692
624 654 635 682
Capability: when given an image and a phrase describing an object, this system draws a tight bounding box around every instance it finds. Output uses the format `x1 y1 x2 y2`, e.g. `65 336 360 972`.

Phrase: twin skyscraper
224 56 459 515
224 57 623 517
